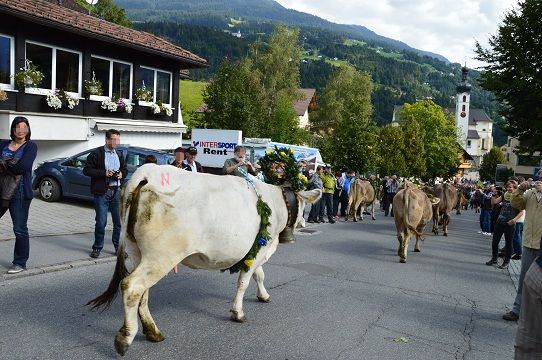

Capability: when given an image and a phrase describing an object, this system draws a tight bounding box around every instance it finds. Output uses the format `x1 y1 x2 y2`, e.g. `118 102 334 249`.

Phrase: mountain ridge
116 0 448 62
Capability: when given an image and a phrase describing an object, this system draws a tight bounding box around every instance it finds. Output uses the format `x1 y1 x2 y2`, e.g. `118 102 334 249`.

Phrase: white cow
88 164 321 356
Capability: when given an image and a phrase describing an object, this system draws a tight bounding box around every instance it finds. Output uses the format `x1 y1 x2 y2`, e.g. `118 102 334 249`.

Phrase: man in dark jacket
83 129 128 258
181 146 204 173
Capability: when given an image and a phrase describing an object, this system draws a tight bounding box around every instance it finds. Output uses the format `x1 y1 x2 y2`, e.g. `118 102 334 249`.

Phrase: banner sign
253 142 322 171
191 128 242 168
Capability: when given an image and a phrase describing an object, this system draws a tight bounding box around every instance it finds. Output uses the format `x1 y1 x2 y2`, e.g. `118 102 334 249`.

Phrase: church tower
455 66 471 148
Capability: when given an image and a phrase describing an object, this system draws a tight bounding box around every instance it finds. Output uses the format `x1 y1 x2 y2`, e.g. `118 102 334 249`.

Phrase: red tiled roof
293 88 316 116
0 0 207 68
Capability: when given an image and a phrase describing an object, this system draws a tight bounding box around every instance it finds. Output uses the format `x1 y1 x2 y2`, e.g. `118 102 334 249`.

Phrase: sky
274 0 518 68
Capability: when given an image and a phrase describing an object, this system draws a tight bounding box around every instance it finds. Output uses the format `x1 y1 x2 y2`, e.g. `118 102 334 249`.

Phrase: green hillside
180 80 206 113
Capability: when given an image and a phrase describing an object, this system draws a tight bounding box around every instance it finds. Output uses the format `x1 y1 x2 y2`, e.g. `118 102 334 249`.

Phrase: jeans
384 192 395 216
322 193 334 221
491 221 515 264
513 222 524 255
512 247 539 315
333 189 341 217
480 209 491 233
339 191 349 217
308 198 322 222
0 191 32 268
92 188 121 252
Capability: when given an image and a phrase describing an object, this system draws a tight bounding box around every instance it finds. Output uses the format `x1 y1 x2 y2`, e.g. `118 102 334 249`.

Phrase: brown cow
346 179 376 221
454 191 469 215
430 183 458 236
392 183 439 263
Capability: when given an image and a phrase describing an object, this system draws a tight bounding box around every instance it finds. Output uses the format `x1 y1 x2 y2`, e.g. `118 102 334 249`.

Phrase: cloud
275 0 518 67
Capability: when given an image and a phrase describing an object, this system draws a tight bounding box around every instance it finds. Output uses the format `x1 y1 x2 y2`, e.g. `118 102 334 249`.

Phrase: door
63 151 92 199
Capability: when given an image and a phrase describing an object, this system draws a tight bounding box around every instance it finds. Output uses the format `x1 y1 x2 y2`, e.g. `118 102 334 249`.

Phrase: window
91 56 132 99
462 95 466 102
517 155 541 167
139 66 172 105
481 139 485 150
0 34 14 89
125 151 147 172
462 105 465 111
467 140 471 148
25 41 82 94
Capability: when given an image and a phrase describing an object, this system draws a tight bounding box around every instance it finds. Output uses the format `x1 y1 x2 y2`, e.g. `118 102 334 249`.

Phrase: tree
203 24 309 144
377 125 406 177
315 66 377 172
475 0 542 153
94 0 132 28
202 59 266 137
400 100 459 179
400 116 426 177
479 147 506 182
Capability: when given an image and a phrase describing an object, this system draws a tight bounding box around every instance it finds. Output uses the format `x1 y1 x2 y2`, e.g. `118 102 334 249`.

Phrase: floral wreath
259 146 308 192
226 197 271 274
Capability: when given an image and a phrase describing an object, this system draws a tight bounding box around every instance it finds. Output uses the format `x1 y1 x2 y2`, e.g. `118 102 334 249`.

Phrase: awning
92 119 186 134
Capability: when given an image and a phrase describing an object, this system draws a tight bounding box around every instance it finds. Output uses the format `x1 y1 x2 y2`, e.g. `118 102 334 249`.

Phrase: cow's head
294 189 323 227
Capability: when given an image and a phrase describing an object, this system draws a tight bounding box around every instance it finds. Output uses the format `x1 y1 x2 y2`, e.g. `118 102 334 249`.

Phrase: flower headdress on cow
258 146 308 192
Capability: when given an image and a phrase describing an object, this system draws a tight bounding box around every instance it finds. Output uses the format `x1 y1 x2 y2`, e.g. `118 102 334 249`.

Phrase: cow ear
297 189 322 204
430 197 440 205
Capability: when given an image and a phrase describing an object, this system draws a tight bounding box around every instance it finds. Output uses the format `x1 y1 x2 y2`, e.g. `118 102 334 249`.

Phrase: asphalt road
0 210 517 360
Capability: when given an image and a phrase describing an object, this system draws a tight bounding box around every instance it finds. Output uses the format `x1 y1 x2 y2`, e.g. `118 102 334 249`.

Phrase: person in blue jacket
0 117 38 274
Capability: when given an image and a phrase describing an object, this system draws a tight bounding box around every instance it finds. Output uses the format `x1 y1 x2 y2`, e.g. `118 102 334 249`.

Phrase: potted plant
101 96 133 114
149 100 173 116
45 89 80 110
135 82 153 102
84 72 103 97
14 60 44 88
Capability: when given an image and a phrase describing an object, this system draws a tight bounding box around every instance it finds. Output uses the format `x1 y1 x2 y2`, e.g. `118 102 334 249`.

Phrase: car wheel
39 177 61 202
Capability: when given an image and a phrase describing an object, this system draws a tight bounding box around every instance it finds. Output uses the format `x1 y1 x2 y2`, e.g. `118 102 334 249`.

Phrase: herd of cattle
89 166 466 355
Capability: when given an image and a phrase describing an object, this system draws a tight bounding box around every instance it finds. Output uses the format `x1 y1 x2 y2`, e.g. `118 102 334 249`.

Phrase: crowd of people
0 117 540 357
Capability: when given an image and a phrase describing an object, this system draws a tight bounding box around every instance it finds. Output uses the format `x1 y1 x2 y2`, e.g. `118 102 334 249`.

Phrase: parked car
32 146 174 202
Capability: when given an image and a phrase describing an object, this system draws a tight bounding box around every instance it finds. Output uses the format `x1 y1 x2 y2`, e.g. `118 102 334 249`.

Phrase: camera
109 170 121 177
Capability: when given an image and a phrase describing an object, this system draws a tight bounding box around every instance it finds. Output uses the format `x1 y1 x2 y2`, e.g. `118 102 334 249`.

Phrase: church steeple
456 65 471 148
456 66 472 93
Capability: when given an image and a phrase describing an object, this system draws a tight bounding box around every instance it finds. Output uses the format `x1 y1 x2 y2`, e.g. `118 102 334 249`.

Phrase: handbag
0 144 26 207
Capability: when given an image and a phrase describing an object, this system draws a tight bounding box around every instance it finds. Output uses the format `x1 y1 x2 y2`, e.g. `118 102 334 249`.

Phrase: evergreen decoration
259 146 308 192
227 196 272 274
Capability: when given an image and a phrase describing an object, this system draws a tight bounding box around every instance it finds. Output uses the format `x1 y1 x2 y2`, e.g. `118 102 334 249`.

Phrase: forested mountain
119 0 446 61
121 0 505 144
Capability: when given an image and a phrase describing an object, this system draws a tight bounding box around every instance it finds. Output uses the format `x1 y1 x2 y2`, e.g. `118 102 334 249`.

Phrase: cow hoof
145 331 165 343
257 296 271 303
114 338 129 356
372 217 376 221
443 233 448 237
353 218 357 222
414 249 420 252
230 310 246 323
399 258 407 263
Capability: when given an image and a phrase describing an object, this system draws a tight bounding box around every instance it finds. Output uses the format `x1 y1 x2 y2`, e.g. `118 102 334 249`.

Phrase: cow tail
86 173 148 311
403 185 424 237
86 244 129 310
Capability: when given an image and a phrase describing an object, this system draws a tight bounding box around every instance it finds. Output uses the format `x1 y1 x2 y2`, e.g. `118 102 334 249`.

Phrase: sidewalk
0 197 524 288
1 197 116 280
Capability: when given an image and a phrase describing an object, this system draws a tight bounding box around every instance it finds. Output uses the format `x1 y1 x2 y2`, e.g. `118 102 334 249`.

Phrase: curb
2 255 116 281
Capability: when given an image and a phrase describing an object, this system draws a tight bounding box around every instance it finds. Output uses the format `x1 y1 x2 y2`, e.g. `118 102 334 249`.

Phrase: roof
0 0 207 68
468 108 492 125
467 130 480 139
293 89 316 116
